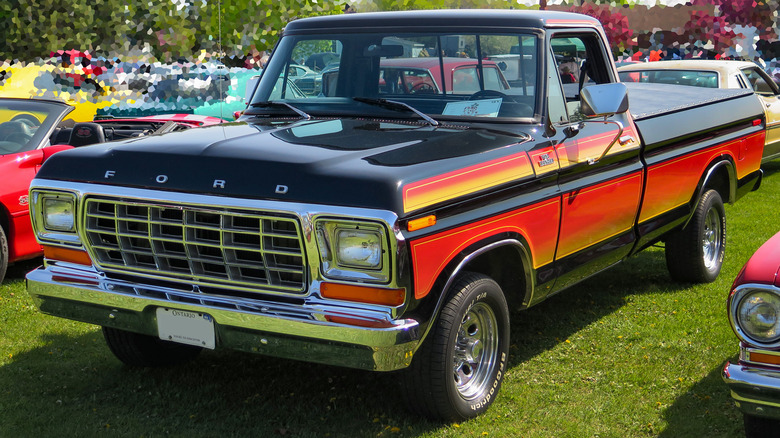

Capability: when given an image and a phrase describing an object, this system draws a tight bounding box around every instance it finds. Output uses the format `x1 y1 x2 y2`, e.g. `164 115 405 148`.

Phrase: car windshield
0 99 71 155
247 32 539 121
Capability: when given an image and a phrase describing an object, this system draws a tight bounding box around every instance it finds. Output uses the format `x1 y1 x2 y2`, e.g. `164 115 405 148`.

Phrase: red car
378 57 511 94
0 97 222 283
723 230 780 437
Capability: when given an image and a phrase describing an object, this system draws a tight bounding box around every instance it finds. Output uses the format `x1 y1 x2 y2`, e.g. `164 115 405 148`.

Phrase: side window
551 33 611 99
741 67 777 96
547 48 569 125
551 33 612 120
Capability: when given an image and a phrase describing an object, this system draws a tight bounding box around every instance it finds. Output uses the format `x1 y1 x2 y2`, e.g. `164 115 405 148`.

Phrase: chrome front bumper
723 358 780 420
26 263 421 371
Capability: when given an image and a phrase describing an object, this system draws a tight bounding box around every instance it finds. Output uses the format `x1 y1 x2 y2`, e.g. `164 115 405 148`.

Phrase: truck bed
624 82 762 149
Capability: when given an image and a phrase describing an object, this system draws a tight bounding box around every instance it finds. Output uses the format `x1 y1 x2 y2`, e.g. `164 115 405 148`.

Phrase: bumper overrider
25 181 422 371
723 345 780 420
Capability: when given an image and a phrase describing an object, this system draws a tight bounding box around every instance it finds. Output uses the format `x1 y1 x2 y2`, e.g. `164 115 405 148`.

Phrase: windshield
247 32 539 121
0 99 71 155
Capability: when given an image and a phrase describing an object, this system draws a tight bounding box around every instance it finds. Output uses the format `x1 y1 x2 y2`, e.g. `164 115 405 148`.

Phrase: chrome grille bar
83 198 306 294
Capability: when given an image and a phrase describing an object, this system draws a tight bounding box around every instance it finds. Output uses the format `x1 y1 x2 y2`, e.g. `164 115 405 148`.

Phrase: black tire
102 326 202 367
402 272 510 421
743 414 780 438
665 189 725 283
0 226 8 285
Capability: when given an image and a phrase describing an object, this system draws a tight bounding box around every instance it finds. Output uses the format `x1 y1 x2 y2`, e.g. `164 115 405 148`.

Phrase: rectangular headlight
31 190 81 246
336 228 382 269
315 220 389 283
43 196 75 232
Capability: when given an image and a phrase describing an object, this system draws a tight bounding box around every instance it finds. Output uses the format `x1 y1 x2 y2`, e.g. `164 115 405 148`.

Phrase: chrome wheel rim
453 302 499 400
702 207 722 270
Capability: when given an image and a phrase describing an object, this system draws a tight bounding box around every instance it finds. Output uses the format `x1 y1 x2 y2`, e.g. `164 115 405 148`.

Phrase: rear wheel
665 189 725 283
402 272 510 421
102 326 202 367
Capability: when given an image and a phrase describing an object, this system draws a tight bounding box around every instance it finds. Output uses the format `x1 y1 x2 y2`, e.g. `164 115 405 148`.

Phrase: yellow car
618 60 780 163
0 61 131 122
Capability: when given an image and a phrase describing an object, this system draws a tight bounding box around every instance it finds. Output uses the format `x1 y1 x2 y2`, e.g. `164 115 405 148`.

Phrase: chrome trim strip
723 360 780 420
26 263 420 371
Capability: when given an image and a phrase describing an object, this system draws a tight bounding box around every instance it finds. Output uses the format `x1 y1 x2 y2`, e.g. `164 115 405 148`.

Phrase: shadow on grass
507 247 687 367
4 257 42 282
658 359 744 437
1 328 438 437
761 160 780 179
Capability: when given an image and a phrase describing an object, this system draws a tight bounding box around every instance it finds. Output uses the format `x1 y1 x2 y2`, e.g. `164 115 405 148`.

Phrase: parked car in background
723 230 780 438
0 61 126 122
0 97 222 284
618 60 780 163
377 57 511 94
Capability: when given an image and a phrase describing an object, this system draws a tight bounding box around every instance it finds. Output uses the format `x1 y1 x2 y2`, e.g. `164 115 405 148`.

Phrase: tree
567 3 635 54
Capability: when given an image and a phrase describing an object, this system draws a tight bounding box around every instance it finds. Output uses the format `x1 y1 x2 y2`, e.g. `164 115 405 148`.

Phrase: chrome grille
83 198 306 294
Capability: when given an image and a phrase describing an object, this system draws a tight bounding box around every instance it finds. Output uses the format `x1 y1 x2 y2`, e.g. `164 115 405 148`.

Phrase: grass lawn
1 161 778 438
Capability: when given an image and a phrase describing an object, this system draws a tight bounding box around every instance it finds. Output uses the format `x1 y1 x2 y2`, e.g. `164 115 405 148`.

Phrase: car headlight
315 220 389 283
43 196 75 232
736 289 780 344
31 190 81 246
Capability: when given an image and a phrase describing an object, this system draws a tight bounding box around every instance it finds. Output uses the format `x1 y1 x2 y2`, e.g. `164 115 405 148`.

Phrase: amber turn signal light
43 245 92 266
320 282 405 306
407 215 436 232
749 351 780 367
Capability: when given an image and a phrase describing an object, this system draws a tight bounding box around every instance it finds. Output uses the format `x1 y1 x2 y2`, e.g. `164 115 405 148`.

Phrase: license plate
156 308 216 349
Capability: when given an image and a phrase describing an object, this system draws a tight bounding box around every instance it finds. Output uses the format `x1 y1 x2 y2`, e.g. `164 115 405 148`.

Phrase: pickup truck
25 10 766 421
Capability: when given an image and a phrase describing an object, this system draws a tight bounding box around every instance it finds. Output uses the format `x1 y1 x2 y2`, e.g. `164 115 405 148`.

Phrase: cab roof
283 9 601 34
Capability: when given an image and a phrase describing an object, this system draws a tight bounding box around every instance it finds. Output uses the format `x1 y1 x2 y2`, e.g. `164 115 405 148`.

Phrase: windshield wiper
249 101 311 120
353 97 438 127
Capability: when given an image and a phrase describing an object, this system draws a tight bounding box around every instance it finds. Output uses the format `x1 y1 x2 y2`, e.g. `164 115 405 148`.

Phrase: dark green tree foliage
0 0 133 60
0 0 345 62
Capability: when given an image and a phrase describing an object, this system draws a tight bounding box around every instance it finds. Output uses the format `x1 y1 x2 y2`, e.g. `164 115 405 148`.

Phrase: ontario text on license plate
156 308 216 349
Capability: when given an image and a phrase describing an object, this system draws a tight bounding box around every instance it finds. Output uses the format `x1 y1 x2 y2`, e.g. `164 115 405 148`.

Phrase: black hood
37 119 533 214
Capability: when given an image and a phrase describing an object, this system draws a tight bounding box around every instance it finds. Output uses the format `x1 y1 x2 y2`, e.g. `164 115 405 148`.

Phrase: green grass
2 161 778 438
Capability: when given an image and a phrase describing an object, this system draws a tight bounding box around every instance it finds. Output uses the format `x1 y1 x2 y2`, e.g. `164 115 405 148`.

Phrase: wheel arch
414 233 535 348
681 157 735 230
0 201 11 245
699 157 736 205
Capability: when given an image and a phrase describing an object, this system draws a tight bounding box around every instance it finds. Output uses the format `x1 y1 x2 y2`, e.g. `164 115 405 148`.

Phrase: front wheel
102 326 202 367
402 272 510 421
0 226 8 284
665 189 725 283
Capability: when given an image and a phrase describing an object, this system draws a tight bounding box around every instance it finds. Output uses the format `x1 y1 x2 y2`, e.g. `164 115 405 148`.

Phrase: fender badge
538 153 555 167
19 195 29 206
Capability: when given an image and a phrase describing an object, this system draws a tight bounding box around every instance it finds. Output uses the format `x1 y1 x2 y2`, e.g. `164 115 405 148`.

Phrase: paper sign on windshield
443 98 502 117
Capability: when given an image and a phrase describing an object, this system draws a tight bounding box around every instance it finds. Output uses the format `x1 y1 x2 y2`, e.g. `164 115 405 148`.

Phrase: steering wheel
468 89 512 101
11 114 41 127
411 82 435 94
0 120 34 144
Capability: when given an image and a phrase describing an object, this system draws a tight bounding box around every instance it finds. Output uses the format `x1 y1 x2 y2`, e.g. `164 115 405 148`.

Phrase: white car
618 60 780 163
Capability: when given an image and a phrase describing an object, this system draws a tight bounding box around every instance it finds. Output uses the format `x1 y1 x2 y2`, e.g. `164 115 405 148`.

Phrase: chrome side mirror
580 82 629 119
